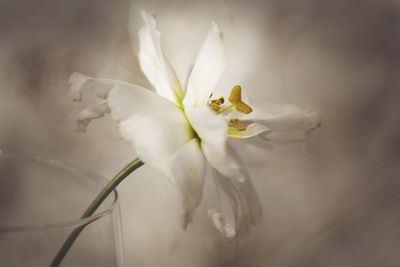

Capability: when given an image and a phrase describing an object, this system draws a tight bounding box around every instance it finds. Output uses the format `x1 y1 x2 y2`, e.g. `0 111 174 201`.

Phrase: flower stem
50 158 144 267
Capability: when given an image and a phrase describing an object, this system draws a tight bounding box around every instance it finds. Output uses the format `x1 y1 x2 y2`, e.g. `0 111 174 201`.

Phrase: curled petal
247 104 320 141
136 10 183 104
183 21 227 107
68 72 91 102
76 101 110 132
68 73 139 132
68 72 161 133
68 72 139 102
108 84 192 175
168 139 206 229
208 209 235 238
209 167 262 239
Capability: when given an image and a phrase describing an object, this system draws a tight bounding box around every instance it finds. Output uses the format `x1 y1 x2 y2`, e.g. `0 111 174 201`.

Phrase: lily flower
68 10 320 239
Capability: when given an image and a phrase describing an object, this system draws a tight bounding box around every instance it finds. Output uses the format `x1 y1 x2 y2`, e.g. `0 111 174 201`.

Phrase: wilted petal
209 168 262 238
68 72 91 102
68 73 146 132
183 21 227 107
68 72 140 102
136 10 183 105
168 139 206 229
108 84 192 175
247 104 320 141
76 101 110 132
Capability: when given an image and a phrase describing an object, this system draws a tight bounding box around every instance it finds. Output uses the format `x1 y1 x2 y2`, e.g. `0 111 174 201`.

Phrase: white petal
76 101 109 132
68 73 141 131
108 84 192 175
68 72 139 102
185 105 227 150
183 21 227 107
185 106 245 182
247 103 320 141
201 143 247 183
208 209 236 239
136 10 183 104
209 168 262 238
68 72 91 102
263 130 308 142
168 139 206 229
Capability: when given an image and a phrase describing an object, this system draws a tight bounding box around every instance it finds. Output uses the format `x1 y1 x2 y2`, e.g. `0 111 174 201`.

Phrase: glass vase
0 151 124 266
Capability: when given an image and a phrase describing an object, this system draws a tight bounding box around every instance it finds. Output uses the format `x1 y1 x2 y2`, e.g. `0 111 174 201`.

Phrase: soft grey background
1 0 400 266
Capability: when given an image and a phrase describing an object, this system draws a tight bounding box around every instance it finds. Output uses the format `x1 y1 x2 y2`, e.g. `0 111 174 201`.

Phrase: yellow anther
211 99 222 105
229 118 240 125
210 102 220 112
228 85 253 114
234 101 253 114
229 85 242 103
227 117 249 138
209 96 226 112
228 118 247 131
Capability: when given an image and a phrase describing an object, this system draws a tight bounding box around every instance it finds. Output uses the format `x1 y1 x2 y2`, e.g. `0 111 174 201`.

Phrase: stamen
211 99 222 105
229 118 240 125
210 102 221 112
216 104 234 114
228 118 247 131
208 86 253 115
235 101 253 114
208 96 227 113
228 85 253 114
229 85 242 103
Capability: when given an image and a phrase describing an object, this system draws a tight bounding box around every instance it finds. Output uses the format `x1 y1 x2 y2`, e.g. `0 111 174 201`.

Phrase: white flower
68 10 320 239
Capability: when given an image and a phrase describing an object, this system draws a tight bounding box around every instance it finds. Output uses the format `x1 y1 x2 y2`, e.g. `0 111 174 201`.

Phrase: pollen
208 96 225 112
210 102 221 112
228 118 247 131
229 118 240 125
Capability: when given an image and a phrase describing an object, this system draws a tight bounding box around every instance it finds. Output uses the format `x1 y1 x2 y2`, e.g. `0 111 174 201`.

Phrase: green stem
50 158 144 267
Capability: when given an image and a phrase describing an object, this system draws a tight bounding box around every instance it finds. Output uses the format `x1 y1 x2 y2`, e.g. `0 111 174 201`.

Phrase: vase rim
0 150 119 233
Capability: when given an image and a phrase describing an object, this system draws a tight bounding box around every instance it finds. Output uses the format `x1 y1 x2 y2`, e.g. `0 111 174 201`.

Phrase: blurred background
1 0 400 266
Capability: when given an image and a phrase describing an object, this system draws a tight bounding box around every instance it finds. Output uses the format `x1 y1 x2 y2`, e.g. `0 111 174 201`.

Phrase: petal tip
140 9 153 21
210 20 223 36
68 72 91 102
182 210 193 231
307 111 321 130
208 209 236 239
